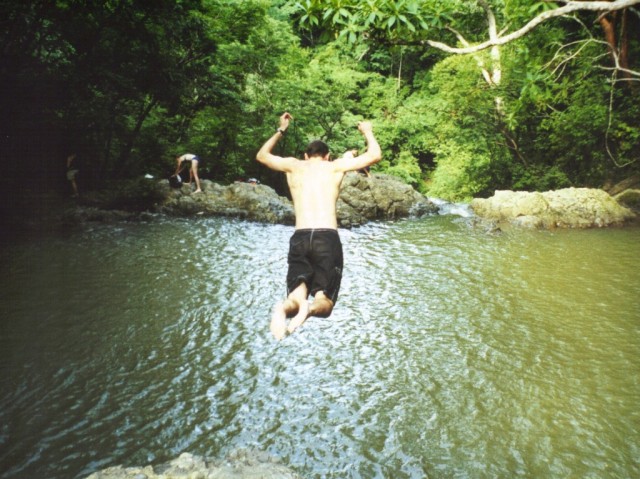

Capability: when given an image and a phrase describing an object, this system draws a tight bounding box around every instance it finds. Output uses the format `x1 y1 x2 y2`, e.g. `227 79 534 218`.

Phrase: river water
1 213 639 478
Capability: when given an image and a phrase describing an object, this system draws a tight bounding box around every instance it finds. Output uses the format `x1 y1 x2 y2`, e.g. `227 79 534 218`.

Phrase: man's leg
304 230 341 321
282 290 334 336
192 162 202 193
70 177 79 197
271 282 308 340
309 291 334 318
286 284 311 335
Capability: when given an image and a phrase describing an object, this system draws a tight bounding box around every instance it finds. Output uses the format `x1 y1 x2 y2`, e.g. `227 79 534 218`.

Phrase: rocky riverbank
5 173 638 233
61 172 438 227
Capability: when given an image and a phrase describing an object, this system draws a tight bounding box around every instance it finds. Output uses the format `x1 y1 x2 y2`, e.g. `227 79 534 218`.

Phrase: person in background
256 112 382 339
66 153 80 197
344 149 372 177
174 154 202 193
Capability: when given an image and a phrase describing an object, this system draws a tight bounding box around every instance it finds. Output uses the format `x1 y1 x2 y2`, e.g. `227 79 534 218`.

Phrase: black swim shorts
286 228 343 303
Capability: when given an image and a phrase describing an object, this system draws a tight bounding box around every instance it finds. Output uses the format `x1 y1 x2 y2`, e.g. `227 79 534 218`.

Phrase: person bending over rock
174 153 202 193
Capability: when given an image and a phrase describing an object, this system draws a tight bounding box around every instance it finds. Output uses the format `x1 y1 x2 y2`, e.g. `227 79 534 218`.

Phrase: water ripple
0 218 639 478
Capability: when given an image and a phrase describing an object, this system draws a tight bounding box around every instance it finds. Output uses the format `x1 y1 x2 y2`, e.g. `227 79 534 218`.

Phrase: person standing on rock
66 153 80 197
256 112 382 339
174 153 202 193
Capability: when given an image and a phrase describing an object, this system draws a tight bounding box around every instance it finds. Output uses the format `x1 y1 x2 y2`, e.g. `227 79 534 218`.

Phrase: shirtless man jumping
257 112 381 339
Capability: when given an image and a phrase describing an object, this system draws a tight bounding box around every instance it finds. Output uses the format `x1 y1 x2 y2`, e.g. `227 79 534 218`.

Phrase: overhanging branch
423 0 640 54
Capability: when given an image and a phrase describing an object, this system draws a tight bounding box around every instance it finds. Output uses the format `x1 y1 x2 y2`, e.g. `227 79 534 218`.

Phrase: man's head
304 140 330 160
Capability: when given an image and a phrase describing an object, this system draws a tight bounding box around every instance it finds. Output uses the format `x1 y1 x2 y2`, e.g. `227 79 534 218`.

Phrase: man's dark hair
305 140 329 158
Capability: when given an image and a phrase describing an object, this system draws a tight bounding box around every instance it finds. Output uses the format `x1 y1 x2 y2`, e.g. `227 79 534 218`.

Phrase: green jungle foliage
1 0 638 200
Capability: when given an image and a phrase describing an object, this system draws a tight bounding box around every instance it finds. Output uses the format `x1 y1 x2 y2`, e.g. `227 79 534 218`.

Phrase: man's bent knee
311 294 334 318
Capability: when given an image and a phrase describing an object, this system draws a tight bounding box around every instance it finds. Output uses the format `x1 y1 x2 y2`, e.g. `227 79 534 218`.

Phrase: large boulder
160 180 295 224
337 173 437 227
470 188 636 229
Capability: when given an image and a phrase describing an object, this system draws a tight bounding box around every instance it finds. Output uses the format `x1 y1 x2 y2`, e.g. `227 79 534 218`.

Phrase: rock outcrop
144 173 437 227
470 187 636 229
160 180 295 224
85 451 302 479
337 173 437 226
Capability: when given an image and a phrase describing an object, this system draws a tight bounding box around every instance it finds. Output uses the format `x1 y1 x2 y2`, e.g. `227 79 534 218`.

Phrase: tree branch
423 0 640 54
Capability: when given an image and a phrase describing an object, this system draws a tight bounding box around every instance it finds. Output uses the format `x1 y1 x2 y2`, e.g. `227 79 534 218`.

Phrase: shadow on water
1 216 639 478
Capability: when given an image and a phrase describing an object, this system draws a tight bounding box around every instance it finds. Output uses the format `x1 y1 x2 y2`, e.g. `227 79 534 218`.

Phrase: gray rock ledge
76 173 438 227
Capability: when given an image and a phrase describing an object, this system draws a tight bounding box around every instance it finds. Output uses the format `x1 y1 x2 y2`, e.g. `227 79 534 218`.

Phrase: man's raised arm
256 112 296 172
334 121 382 173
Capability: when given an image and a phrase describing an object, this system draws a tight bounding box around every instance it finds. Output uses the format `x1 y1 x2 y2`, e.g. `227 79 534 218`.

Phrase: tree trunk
116 97 158 176
599 7 633 83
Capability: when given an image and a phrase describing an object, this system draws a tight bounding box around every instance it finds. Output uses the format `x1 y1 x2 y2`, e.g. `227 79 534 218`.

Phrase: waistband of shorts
293 228 338 234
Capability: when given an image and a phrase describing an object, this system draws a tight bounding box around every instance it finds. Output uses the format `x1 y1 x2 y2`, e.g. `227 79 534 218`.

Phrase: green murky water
1 214 639 478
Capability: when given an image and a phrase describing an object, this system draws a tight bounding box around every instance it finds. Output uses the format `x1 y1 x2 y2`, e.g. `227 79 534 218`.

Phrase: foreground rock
85 451 301 479
470 188 636 229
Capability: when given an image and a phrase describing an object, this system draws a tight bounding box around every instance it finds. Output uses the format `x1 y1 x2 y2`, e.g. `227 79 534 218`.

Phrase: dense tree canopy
1 0 638 200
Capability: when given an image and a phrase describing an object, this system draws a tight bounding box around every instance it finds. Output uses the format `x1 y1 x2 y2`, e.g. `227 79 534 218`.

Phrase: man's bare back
286 159 345 229
256 112 381 339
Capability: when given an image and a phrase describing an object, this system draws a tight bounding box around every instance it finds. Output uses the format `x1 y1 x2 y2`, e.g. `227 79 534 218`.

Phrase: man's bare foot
287 299 309 335
194 189 202 194
270 302 288 340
